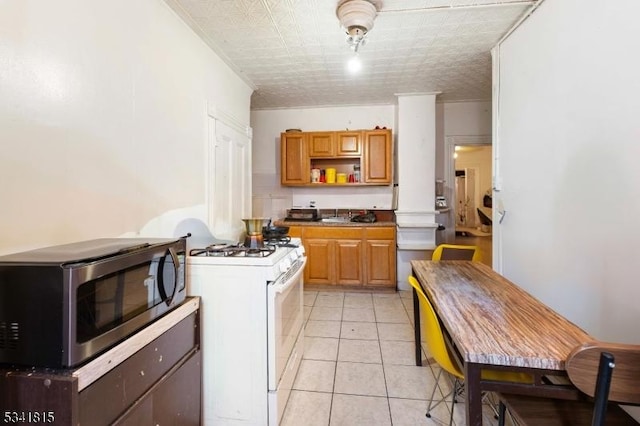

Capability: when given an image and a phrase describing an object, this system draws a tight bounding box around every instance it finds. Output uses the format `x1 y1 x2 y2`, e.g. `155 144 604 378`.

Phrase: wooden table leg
413 287 422 366
465 362 483 425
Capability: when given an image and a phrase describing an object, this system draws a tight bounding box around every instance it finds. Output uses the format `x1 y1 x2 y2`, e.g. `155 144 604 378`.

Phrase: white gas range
187 238 306 425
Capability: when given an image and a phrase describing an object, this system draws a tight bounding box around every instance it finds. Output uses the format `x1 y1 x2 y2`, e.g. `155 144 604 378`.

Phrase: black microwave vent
0 321 20 350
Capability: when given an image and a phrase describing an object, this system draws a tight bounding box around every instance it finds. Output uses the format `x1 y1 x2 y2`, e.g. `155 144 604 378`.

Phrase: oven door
267 256 306 391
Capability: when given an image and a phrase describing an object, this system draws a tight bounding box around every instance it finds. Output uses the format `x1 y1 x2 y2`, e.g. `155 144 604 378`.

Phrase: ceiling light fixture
336 0 381 52
347 54 362 73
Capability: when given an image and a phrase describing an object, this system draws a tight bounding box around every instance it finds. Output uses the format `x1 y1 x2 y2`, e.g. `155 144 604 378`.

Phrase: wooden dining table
410 260 592 425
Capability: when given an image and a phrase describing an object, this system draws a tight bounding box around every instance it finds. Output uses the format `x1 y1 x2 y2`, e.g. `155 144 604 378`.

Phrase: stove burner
265 236 295 247
189 244 277 257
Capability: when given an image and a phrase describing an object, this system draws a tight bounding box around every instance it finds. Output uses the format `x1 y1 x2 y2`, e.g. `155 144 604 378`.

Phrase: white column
395 93 440 290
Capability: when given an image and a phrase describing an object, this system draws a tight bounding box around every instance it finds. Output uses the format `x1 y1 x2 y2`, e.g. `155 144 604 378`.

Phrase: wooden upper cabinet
308 132 336 157
363 129 392 183
336 131 362 156
280 128 392 186
280 132 309 184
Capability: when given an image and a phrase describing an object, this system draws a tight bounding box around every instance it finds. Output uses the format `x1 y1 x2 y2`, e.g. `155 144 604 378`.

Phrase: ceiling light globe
347 55 362 73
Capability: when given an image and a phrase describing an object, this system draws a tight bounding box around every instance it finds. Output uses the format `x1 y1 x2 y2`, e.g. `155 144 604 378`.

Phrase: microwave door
157 247 180 306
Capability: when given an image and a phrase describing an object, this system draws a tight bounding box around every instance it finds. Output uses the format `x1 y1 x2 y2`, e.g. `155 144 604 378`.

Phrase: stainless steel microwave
0 237 187 368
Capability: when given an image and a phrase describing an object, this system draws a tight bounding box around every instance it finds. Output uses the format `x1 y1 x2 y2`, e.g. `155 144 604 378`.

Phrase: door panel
335 240 362 285
305 239 334 284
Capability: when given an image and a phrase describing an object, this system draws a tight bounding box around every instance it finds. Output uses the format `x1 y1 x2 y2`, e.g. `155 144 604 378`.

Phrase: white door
208 118 251 241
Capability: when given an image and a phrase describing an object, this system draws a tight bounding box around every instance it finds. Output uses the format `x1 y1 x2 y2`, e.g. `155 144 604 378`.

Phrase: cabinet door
335 239 363 285
363 130 392 183
281 133 309 184
364 239 396 287
308 132 335 157
288 226 302 238
305 239 334 285
336 131 361 157
152 350 201 425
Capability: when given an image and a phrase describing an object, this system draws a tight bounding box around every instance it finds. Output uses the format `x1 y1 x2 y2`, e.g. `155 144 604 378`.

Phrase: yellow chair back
408 276 464 379
432 244 482 262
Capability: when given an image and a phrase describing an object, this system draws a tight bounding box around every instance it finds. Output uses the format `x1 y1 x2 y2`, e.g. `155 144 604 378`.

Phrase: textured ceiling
165 0 536 109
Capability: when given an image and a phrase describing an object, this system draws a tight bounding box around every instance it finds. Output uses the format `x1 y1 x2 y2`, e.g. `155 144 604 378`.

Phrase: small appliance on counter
284 208 320 222
0 237 187 368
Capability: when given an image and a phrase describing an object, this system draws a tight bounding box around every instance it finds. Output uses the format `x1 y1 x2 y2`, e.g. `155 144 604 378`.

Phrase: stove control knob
280 259 292 273
296 246 305 256
289 252 299 262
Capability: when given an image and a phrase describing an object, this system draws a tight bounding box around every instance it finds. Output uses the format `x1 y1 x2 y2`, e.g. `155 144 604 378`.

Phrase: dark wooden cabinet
0 298 201 426
115 350 201 425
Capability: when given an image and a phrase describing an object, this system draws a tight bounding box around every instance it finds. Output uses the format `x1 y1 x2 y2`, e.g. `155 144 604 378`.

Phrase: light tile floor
281 290 504 426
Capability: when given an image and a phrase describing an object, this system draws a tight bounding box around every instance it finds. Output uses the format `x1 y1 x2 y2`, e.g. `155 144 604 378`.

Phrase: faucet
334 208 339 217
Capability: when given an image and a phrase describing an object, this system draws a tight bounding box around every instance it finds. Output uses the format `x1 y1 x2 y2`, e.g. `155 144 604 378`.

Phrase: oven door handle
272 258 306 294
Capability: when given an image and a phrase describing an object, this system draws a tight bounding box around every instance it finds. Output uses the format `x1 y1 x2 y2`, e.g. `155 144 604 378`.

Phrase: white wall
436 101 492 182
250 105 395 219
495 0 640 345
443 101 492 136
0 0 252 254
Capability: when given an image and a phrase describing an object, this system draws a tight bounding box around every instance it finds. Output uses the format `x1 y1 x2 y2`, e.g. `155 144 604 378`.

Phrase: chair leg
426 368 453 418
448 379 460 426
498 401 506 426
483 392 501 419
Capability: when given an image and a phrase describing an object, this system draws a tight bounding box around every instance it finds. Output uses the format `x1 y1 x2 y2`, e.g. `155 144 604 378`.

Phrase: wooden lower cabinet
335 239 363 285
305 238 334 284
300 226 395 289
365 239 396 286
0 299 201 426
364 227 396 287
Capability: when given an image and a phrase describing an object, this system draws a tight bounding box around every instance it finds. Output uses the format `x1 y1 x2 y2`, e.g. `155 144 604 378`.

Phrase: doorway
443 136 493 263
454 145 492 236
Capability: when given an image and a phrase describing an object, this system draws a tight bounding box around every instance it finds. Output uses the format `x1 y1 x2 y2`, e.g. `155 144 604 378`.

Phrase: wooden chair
498 342 640 425
431 244 481 262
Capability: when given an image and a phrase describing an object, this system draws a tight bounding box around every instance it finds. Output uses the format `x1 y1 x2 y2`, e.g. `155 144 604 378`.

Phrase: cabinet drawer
304 227 363 239
365 227 395 239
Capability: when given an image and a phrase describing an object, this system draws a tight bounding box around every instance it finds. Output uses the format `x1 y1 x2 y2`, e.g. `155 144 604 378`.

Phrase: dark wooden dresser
0 297 201 425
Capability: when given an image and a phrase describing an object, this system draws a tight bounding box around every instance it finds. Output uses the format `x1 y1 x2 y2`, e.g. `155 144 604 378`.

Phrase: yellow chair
408 276 531 425
432 243 482 262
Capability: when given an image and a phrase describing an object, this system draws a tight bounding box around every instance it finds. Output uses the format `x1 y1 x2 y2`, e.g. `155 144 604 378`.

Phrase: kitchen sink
321 217 351 223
